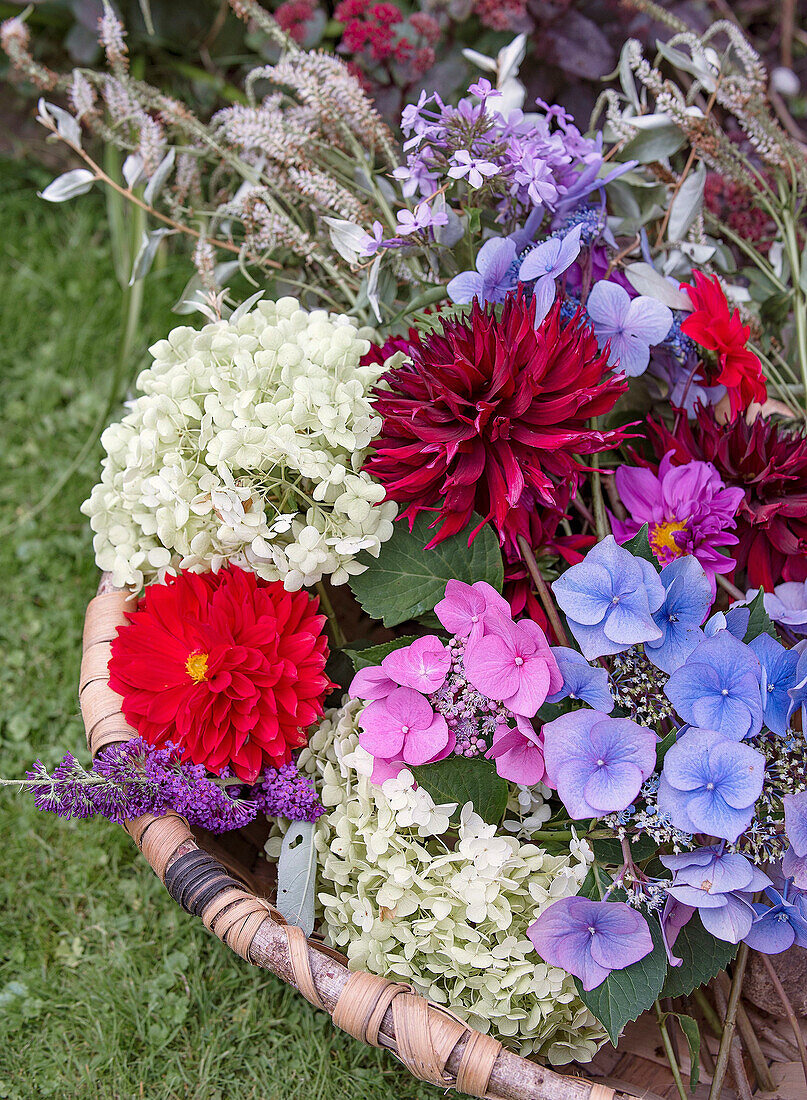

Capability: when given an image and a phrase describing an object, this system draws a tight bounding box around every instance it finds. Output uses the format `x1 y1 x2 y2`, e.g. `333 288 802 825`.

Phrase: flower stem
654 1002 688 1100
516 536 570 646
759 952 807 1089
715 573 745 601
315 582 347 649
589 450 612 542
708 942 749 1100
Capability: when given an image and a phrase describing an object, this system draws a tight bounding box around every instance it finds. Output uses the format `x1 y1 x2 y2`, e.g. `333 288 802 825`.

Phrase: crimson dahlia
365 291 628 548
648 407 807 591
109 566 333 783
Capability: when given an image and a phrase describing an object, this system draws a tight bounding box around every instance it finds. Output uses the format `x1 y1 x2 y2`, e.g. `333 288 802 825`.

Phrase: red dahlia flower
680 272 766 416
109 566 333 783
364 291 628 548
647 407 807 591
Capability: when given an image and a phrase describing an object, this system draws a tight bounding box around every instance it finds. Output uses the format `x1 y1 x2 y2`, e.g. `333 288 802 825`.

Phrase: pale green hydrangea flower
275 699 607 1065
82 298 397 589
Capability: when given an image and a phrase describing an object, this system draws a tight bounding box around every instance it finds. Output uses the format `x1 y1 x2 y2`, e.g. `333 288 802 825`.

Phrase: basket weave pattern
79 579 630 1100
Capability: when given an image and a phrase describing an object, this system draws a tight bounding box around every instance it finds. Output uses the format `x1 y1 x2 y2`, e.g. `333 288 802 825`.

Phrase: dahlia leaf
276 820 317 936
348 513 503 627
412 757 508 826
743 588 778 644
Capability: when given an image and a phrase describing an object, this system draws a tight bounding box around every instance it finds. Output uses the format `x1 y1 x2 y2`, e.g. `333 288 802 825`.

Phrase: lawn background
0 161 439 1100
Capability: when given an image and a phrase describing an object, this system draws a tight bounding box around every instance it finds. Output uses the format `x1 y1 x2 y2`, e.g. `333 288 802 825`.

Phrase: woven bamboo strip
79 575 637 1100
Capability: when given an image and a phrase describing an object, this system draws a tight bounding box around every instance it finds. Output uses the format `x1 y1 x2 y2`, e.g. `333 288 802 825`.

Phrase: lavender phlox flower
657 726 765 843
644 555 712 675
784 789 807 857
586 279 673 378
660 845 771 943
395 204 449 236
664 632 764 740
552 535 665 660
546 647 613 712
434 579 511 641
542 709 658 820
448 149 500 189
447 237 518 305
751 580 807 636
744 883 807 954
511 149 560 208
467 77 501 102
647 349 726 416
528 896 654 990
517 224 582 325
358 220 386 256
749 633 799 736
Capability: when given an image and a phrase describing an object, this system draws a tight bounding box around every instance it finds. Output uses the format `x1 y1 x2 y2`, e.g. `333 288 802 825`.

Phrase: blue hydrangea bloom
664 632 764 740
546 647 614 712
785 790 807 858
552 536 665 661
644 556 711 675
748 633 799 736
517 224 582 326
658 726 765 843
745 885 807 954
446 236 517 305
787 647 807 730
586 279 673 377
660 846 771 943
704 605 751 639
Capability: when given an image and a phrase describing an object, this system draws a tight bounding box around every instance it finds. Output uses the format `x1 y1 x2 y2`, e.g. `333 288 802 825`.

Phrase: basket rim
79 573 639 1100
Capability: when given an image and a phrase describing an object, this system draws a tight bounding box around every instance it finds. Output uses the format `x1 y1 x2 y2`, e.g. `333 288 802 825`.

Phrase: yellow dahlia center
185 651 210 684
649 519 688 560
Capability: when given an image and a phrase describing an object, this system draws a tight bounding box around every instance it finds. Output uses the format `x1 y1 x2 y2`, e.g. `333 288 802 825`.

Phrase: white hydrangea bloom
277 698 606 1065
81 297 397 589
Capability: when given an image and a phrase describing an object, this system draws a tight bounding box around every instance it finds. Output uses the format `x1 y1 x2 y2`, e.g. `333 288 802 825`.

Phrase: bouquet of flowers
5 1 807 1095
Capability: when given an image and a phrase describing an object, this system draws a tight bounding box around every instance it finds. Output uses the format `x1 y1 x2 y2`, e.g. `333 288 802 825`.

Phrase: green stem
315 582 347 649
654 1003 688 1100
693 987 723 1038
589 449 611 542
708 942 749 1100
783 210 807 413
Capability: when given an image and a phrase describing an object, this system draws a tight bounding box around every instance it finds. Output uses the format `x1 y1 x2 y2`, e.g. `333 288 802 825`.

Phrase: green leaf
348 512 503 628
667 162 706 242
674 1012 702 1092
622 123 686 163
660 912 737 999
622 523 660 569
743 587 777 644
575 917 667 1045
411 757 508 826
344 636 418 671
656 728 677 767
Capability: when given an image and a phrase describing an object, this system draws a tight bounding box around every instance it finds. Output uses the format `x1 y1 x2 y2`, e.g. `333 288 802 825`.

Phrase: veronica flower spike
518 225 583 326
586 279 673 377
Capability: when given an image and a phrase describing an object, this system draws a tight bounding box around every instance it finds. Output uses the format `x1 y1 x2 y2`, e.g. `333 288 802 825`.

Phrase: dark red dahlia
647 407 807 591
109 565 334 783
364 291 628 547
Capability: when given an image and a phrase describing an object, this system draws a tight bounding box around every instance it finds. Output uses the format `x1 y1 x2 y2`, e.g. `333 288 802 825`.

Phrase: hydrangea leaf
621 523 660 569
660 912 737 1000
344 637 419 672
412 757 508 826
743 588 778 644
349 513 504 627
574 916 667 1044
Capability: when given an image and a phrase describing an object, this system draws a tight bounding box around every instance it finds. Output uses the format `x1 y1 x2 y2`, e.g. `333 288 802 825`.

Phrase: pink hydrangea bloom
612 453 745 589
381 635 451 693
349 664 398 701
358 686 453 782
486 716 545 784
463 614 562 716
435 579 511 641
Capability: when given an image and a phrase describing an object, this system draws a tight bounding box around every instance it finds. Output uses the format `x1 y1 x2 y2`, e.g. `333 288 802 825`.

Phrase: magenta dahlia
364 291 629 547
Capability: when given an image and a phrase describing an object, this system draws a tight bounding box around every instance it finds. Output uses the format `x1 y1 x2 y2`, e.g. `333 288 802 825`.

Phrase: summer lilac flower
586 279 673 377
464 615 561 716
660 846 771 943
252 762 325 823
395 205 449 236
612 455 745 588
664 632 764 740
358 687 452 783
486 716 545 785
546 647 614 712
644 556 712 675
753 580 807 636
784 790 807 857
552 536 665 660
447 237 517 306
528 896 654 990
745 885 807 954
434 579 511 641
518 225 582 325
749 633 799 736
657 727 765 843
381 636 451 694
542 710 658 820
448 149 500 189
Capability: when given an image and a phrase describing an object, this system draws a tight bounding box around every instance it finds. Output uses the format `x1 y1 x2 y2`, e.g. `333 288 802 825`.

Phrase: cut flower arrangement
5 1 807 1097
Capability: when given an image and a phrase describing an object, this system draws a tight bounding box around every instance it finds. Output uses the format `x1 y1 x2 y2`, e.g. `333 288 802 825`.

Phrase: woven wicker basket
78 575 801 1100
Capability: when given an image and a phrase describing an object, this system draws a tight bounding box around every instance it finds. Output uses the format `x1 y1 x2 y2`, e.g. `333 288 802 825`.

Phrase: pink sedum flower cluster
349 580 562 785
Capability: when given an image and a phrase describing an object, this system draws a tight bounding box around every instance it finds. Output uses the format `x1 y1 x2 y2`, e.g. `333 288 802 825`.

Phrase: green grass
0 161 438 1100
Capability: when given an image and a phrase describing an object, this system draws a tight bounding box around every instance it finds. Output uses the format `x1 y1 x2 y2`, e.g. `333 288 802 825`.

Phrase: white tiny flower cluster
81 298 398 590
278 699 606 1065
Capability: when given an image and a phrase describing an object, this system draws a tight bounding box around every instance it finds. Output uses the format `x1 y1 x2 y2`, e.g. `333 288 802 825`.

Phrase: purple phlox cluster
586 279 673 378
660 846 771 946
546 647 614 711
527 895 654 990
517 224 582 325
612 454 745 587
745 881 807 954
664 632 763 740
542 709 658 820
752 580 807 637
251 762 324 823
647 348 726 416
447 237 518 306
551 535 665 661
749 633 799 737
26 739 256 834
644 555 712 675
657 727 765 843
395 204 449 236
